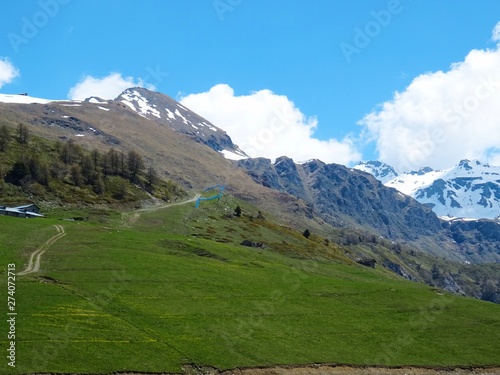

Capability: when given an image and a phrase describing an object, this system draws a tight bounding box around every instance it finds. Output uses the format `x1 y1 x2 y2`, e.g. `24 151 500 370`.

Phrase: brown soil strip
79 365 500 375
18 224 66 276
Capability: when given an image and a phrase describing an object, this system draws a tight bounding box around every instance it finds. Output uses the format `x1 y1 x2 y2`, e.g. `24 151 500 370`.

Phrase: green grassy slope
0 200 499 374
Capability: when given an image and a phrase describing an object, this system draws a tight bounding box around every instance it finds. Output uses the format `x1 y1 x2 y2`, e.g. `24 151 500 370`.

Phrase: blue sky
1 1 500 169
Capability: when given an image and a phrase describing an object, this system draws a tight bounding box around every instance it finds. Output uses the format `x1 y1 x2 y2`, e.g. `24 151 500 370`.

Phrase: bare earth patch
219 365 500 375
118 365 500 375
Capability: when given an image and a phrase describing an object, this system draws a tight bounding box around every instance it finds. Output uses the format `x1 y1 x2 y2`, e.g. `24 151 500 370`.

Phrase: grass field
0 198 499 374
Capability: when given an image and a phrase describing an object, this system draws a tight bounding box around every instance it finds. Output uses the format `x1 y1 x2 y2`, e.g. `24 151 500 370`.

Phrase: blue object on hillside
195 185 225 208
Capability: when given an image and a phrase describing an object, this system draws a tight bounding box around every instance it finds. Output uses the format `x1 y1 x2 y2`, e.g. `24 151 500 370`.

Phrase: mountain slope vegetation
1 199 499 374
0 123 186 207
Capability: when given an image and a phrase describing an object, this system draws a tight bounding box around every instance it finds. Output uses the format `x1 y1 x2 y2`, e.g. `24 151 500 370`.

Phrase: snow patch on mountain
220 149 248 160
0 93 52 104
355 159 500 220
115 87 248 160
354 160 399 183
386 168 445 195
120 89 161 119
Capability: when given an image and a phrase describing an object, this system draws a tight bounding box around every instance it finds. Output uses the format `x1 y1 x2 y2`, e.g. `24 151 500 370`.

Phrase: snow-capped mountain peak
353 160 399 183
115 88 248 160
355 159 500 220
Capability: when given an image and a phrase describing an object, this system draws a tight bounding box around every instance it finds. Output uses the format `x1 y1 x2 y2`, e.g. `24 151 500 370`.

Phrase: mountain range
355 159 500 220
1 88 499 299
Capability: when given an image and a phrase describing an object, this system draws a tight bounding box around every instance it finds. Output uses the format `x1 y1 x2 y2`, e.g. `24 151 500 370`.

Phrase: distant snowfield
0 93 53 104
0 93 82 106
386 169 447 195
356 160 500 220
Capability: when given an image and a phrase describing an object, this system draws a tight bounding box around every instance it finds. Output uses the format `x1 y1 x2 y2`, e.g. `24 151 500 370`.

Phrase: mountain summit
353 160 398 183
114 87 248 160
355 159 500 220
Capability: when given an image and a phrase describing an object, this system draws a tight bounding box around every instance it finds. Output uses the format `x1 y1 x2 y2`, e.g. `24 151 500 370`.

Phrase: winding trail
136 194 201 212
18 224 66 276
18 195 199 274
123 194 201 227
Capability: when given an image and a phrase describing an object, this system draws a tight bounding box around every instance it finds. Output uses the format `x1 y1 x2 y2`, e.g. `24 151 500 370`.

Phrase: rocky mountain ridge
114 88 248 159
355 159 500 220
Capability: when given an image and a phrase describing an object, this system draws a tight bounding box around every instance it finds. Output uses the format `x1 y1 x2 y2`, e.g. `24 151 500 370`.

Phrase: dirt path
136 194 201 212
123 194 201 226
17 224 66 276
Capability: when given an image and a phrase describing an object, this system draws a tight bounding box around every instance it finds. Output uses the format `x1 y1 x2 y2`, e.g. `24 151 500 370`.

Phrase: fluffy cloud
359 24 500 171
180 84 360 165
68 72 155 100
492 21 500 43
0 58 20 89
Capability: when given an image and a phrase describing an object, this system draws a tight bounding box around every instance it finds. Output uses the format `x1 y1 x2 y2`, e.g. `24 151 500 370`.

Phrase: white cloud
68 72 155 100
0 58 20 89
492 21 500 43
359 24 500 171
180 84 361 165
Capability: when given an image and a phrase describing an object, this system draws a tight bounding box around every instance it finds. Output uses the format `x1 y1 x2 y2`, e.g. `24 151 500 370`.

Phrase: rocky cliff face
444 218 500 263
238 157 442 241
238 156 500 265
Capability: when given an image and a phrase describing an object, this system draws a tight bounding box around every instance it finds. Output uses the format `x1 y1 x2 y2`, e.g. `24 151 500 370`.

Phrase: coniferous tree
50 160 65 180
106 148 119 175
17 123 29 144
70 163 83 187
127 150 144 181
0 164 4 191
37 162 50 186
6 160 29 185
115 179 127 199
81 154 95 184
28 155 42 182
101 152 111 176
481 279 497 302
90 148 100 170
93 172 105 194
119 151 126 177
0 124 11 151
146 165 158 188
60 140 81 165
